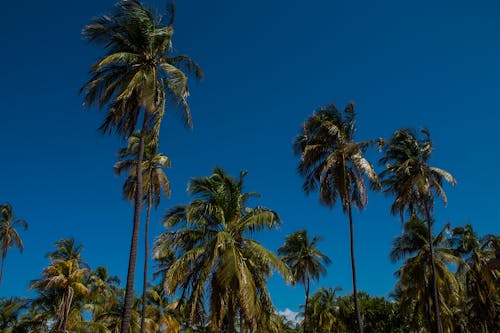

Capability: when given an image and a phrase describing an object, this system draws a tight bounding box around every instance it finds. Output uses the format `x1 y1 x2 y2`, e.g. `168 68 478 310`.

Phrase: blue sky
1 0 499 314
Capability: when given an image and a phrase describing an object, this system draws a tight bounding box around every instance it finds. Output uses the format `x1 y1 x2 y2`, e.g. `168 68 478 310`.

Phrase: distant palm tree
115 131 171 333
81 1 202 331
380 128 456 333
294 102 380 333
0 297 29 332
155 167 291 332
278 230 331 333
451 224 499 332
391 218 460 332
88 266 121 305
0 203 27 285
31 259 89 333
144 285 181 333
46 238 88 268
308 287 342 333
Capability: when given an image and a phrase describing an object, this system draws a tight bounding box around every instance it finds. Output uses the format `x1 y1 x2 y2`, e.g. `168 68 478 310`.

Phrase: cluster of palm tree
293 102 498 333
1 0 499 332
0 237 186 333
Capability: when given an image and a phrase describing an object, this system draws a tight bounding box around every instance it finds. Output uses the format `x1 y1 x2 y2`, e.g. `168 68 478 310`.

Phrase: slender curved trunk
347 203 364 333
423 201 443 333
0 251 5 285
304 276 310 333
121 112 149 333
140 193 153 333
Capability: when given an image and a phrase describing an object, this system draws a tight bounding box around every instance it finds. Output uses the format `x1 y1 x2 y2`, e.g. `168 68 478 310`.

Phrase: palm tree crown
0 203 28 285
114 131 171 205
154 167 291 332
379 128 456 219
81 0 202 138
293 102 380 211
279 230 331 286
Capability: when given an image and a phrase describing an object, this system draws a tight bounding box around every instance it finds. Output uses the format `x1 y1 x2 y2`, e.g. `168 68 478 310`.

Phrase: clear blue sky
1 0 499 314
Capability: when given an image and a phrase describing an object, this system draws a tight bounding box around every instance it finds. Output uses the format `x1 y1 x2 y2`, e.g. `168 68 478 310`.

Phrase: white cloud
277 308 302 324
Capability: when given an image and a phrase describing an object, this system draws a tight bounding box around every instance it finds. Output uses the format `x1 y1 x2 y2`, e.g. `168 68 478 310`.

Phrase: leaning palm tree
114 131 171 333
278 230 331 333
391 218 460 333
154 167 291 332
380 128 456 333
294 102 380 333
81 1 202 331
0 203 28 285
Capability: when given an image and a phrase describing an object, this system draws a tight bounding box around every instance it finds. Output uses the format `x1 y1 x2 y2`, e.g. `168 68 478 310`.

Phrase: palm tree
114 131 171 333
308 287 342 333
31 259 89 333
390 218 460 332
0 297 30 332
144 285 181 333
451 225 499 332
81 1 202 331
380 128 456 333
46 238 88 268
293 102 380 333
278 230 331 333
0 203 28 285
154 167 291 332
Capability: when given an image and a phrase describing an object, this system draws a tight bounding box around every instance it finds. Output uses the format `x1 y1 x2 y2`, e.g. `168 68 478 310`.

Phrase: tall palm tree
278 230 331 333
81 1 202 331
114 131 171 333
391 218 460 332
380 128 456 333
0 203 28 285
294 102 380 333
154 167 291 332
451 225 499 332
31 259 89 333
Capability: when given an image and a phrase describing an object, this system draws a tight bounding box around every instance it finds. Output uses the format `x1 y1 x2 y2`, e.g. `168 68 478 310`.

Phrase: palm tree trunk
227 296 235 333
239 308 245 333
426 293 433 332
423 201 443 333
140 193 153 333
347 203 364 333
54 287 74 333
0 251 5 285
304 276 310 333
121 112 149 333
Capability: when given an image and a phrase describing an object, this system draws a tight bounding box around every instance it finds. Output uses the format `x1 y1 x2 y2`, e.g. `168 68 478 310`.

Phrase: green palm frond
154 167 288 330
